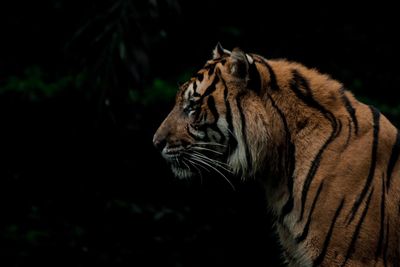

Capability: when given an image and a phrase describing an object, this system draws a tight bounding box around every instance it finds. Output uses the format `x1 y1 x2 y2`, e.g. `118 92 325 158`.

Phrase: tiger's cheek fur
227 92 274 177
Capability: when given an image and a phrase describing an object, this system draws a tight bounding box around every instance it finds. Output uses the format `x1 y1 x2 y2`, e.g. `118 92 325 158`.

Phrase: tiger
152 43 400 266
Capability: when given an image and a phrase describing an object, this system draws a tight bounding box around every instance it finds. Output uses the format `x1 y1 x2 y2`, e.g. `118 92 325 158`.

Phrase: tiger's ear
212 42 230 59
229 47 252 78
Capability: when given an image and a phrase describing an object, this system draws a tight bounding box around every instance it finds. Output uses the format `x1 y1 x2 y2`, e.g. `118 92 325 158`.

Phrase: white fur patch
227 118 249 177
184 83 194 100
217 117 229 138
245 54 254 64
223 48 231 55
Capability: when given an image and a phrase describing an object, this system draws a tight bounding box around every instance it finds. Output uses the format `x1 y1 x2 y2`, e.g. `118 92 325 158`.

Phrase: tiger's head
153 44 274 180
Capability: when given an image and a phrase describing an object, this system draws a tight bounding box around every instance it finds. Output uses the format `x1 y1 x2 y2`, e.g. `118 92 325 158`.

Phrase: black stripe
267 94 292 148
186 125 197 139
222 77 237 152
341 188 374 267
295 181 324 243
206 95 225 143
208 126 224 143
193 111 201 123
236 92 252 170
202 75 220 98
313 198 345 267
341 88 359 135
335 117 343 139
264 61 279 91
375 173 386 259
267 94 296 222
192 80 197 91
195 72 204 82
347 106 380 224
208 67 214 76
191 102 203 123
193 91 201 97
207 95 219 122
279 172 294 224
204 62 216 76
289 69 339 222
253 55 279 91
290 70 338 128
343 117 352 149
247 62 261 93
186 125 206 141
223 78 230 103
292 69 310 93
299 144 335 222
386 128 400 190
199 110 207 124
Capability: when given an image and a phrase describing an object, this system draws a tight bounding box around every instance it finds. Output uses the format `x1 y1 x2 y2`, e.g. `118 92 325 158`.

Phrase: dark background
1 1 399 266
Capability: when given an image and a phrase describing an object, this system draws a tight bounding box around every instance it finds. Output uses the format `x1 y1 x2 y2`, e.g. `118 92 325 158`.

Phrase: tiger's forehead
179 77 203 102
180 58 225 101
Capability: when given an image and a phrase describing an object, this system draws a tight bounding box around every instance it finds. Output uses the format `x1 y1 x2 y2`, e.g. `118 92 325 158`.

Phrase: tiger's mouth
163 146 183 157
161 146 194 179
160 143 234 187
161 146 185 164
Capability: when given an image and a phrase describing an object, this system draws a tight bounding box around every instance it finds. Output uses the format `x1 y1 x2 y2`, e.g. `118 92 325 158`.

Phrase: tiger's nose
153 134 167 151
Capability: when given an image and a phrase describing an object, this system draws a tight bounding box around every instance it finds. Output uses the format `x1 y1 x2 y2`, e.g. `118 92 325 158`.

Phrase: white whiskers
182 148 235 190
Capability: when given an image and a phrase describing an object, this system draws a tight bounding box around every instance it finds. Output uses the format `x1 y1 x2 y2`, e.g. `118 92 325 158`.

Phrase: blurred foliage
0 66 86 101
129 69 193 105
65 0 181 109
129 78 176 105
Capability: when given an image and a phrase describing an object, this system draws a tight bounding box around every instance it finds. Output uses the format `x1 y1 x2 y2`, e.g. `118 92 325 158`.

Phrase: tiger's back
153 44 400 266
265 59 400 266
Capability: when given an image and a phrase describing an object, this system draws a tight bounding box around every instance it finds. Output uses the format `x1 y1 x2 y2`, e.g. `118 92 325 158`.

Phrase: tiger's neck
252 58 345 215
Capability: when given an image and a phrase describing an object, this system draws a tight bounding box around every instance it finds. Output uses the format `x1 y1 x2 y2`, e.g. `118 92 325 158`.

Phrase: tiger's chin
170 165 196 179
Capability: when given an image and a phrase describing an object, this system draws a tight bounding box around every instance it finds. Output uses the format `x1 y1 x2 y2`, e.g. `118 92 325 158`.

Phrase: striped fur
153 45 400 266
